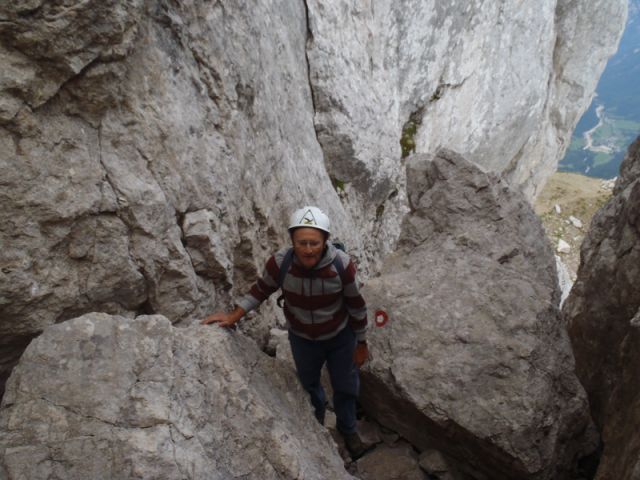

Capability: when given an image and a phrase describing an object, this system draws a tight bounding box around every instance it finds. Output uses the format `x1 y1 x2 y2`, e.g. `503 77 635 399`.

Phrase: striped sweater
237 242 368 342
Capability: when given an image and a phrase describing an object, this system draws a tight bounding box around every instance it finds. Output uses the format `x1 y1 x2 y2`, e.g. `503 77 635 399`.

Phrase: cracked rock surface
0 313 354 480
359 151 596 480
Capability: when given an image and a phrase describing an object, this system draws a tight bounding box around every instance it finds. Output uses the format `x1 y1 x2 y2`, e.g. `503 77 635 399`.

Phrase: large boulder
360 150 595 480
0 313 353 479
564 136 640 480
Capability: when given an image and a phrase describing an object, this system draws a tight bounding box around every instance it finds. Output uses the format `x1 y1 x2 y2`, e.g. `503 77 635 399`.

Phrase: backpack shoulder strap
278 248 295 289
276 248 294 308
332 241 346 252
332 252 346 283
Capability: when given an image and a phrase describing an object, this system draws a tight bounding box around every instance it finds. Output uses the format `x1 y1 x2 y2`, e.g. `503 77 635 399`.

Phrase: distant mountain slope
559 0 640 178
596 0 640 120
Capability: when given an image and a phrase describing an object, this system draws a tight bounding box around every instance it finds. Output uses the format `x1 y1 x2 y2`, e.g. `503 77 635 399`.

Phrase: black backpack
276 242 347 308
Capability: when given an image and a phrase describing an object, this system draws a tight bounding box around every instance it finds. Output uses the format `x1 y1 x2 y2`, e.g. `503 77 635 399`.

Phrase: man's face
292 227 326 269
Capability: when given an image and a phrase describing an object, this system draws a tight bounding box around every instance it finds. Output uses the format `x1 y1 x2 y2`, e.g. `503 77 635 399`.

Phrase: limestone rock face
0 1 627 393
360 151 595 480
305 0 627 202
0 0 340 394
0 313 353 480
564 136 640 480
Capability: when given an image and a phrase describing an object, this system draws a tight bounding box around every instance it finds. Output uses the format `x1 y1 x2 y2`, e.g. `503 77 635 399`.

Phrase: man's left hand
354 342 369 367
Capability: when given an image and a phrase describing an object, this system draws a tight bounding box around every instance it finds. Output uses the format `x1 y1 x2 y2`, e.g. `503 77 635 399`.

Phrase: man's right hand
200 307 245 328
354 342 369 367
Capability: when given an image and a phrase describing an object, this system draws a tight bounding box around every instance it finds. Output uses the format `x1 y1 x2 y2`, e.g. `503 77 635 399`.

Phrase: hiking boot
341 431 375 460
314 401 328 426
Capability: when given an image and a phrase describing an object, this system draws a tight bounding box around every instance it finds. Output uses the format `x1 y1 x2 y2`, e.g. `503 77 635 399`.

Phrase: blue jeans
288 327 359 434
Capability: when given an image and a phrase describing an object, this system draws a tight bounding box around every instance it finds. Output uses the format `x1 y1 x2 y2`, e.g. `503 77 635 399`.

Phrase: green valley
558 0 640 179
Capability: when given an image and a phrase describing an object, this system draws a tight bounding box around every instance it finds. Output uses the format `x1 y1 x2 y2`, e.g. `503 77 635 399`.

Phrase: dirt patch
535 172 614 278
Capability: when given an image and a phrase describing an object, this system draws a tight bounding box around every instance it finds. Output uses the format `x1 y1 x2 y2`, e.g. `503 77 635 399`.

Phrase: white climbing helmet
288 206 331 234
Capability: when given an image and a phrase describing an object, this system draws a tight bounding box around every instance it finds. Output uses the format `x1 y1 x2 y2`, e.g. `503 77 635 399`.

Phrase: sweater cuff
355 330 367 343
236 295 260 314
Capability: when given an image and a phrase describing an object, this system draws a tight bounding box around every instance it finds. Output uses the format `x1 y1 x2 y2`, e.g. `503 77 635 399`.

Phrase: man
201 206 372 458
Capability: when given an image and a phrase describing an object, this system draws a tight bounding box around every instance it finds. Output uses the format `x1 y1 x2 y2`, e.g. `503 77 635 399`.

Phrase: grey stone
557 238 571 253
555 256 573 308
0 1 142 109
419 449 449 474
0 313 354 479
357 418 384 447
569 216 583 229
564 136 640 480
182 209 234 286
418 449 472 480
360 151 596 480
356 441 425 480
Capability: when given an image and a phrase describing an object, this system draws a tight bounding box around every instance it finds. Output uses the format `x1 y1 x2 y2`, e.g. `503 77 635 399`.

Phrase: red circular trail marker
375 310 389 327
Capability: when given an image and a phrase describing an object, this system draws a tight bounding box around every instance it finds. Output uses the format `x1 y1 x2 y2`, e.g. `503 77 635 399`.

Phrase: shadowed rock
565 136 640 480
0 313 354 479
360 150 596 480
